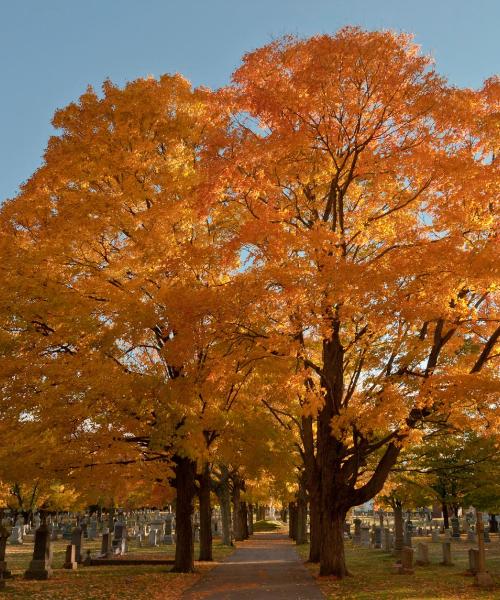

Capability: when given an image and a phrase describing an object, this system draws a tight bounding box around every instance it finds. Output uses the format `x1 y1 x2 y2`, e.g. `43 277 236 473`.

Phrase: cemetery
0 2 499 599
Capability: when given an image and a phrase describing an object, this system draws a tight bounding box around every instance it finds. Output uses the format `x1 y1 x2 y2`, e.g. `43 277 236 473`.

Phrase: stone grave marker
63 544 78 570
468 548 479 575
360 526 370 548
440 541 453 566
474 511 493 588
100 530 112 558
25 523 53 580
71 524 84 563
394 547 414 574
416 542 429 566
8 525 23 545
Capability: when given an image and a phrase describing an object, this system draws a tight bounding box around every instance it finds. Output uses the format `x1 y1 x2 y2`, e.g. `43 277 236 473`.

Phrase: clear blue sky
1 0 498 202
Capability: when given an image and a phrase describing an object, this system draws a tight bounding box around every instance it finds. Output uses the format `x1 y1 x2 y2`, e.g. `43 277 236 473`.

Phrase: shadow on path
182 532 324 599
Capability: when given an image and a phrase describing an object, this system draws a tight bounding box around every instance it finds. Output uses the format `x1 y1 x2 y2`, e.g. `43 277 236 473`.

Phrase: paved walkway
182 533 324 599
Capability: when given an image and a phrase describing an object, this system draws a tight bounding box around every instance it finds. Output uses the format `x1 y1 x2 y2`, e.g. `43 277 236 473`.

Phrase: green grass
296 536 500 599
252 519 283 532
2 537 234 599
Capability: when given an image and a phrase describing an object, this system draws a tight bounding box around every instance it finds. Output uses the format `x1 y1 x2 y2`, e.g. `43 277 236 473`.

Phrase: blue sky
1 0 498 203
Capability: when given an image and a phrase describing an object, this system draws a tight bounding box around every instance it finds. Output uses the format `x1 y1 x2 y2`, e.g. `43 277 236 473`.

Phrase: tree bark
319 508 348 577
173 455 196 572
296 476 308 545
247 503 254 535
232 479 244 541
241 502 249 539
442 502 449 530
289 502 297 540
308 489 321 562
198 462 213 561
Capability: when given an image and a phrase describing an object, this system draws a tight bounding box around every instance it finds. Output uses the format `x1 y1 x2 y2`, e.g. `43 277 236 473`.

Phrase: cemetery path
182 532 324 600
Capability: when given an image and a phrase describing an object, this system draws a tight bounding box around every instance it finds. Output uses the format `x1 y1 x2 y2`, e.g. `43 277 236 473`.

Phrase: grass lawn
2 536 234 599
252 519 283 532
297 535 500 599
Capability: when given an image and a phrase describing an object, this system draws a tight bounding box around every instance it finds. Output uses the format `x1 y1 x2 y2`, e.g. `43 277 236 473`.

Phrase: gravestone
440 541 453 566
450 516 460 539
468 548 479 575
475 511 494 588
63 544 77 570
87 520 98 540
353 518 362 545
8 525 23 545
467 527 477 543
71 525 84 563
404 519 413 547
416 542 429 566
431 528 440 543
383 528 393 552
483 529 491 543
100 530 112 558
374 526 382 549
112 523 127 555
163 515 174 545
360 526 370 548
394 547 414 574
25 523 53 580
148 529 158 546
0 524 12 579
443 528 452 542
343 522 351 539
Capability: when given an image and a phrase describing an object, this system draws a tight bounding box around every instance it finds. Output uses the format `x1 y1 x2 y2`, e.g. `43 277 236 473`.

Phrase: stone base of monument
475 571 494 588
25 560 52 580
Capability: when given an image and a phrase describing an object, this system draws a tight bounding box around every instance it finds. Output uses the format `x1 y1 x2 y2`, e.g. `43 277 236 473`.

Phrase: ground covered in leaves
297 535 500 599
2 537 234 599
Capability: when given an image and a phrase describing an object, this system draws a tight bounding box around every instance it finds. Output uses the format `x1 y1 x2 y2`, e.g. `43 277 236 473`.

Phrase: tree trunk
393 502 404 560
198 463 213 561
218 479 232 546
442 503 449 530
319 508 348 577
232 481 244 541
247 503 254 535
289 502 297 540
308 490 321 562
242 502 249 539
296 500 307 545
173 455 196 572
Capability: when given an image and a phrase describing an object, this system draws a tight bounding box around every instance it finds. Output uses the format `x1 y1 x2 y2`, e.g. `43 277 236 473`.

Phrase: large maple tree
223 27 499 575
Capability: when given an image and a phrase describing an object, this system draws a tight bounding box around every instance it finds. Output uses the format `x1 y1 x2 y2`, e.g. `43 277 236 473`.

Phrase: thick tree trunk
319 508 348 577
218 481 232 546
198 463 213 561
296 499 307 545
308 490 321 562
232 481 244 541
247 503 254 535
173 455 196 572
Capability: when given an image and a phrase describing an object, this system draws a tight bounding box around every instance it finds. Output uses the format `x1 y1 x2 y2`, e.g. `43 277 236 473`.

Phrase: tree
224 28 499 576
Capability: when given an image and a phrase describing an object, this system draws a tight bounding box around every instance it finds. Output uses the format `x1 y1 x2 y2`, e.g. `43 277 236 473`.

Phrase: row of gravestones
350 512 494 590
350 520 493 550
0 518 185 585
